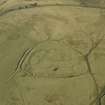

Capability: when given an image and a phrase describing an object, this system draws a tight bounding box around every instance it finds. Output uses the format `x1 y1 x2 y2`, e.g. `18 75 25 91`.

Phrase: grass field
0 0 105 105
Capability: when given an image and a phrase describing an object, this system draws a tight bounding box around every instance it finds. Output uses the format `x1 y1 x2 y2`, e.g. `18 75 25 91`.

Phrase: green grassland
0 0 105 105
